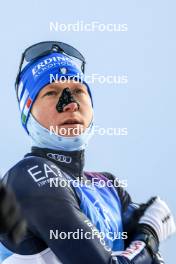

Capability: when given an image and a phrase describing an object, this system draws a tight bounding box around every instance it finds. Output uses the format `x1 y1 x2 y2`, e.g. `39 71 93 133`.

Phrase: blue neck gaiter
27 113 95 151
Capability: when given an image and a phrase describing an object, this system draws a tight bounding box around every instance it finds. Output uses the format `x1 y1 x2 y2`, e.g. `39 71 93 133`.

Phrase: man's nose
63 102 79 112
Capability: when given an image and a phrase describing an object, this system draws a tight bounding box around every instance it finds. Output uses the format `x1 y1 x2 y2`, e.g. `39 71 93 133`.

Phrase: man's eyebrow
43 85 62 92
47 84 62 89
72 83 85 89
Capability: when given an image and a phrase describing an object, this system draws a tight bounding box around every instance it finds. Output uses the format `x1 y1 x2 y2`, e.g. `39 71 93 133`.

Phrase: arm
100 172 175 263
0 182 26 244
102 173 175 238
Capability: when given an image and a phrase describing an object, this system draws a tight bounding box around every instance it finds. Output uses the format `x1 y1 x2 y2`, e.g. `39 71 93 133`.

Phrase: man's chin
49 124 85 137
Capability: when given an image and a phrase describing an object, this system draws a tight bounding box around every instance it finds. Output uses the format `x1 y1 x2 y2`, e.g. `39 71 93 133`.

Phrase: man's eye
44 91 57 96
74 88 84 94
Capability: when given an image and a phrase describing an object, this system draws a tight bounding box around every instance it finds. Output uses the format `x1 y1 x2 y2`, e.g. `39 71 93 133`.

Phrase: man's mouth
52 118 85 136
60 119 83 126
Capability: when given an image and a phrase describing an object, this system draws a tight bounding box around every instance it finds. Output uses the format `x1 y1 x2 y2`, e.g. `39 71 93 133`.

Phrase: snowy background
0 0 175 262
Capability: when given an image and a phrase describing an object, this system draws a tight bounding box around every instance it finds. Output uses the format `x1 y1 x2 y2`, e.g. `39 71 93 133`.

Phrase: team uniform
0 147 159 264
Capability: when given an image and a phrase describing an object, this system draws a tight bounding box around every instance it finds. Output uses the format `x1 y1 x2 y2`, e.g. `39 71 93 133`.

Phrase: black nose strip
56 87 80 112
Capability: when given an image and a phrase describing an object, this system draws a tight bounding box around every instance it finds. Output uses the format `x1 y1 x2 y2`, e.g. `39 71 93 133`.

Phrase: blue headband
17 52 93 133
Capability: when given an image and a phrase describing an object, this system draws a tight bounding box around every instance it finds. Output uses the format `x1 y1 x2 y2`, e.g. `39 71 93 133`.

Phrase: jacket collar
25 146 85 179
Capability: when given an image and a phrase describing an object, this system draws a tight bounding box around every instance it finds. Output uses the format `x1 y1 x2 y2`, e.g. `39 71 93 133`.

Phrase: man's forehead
43 81 86 90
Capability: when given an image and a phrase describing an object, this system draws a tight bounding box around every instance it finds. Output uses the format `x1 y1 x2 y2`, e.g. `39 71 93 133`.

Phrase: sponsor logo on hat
59 67 67 74
32 55 74 77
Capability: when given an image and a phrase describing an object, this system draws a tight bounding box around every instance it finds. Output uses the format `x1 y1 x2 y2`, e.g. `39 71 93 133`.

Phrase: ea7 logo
27 163 62 183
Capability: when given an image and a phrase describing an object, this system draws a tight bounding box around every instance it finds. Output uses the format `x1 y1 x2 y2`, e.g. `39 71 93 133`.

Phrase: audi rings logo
47 153 72 164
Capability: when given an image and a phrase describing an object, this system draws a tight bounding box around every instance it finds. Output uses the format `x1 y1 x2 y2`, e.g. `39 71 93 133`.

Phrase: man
0 41 175 264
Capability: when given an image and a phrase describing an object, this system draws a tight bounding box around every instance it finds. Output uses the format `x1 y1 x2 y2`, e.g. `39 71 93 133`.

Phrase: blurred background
0 0 175 262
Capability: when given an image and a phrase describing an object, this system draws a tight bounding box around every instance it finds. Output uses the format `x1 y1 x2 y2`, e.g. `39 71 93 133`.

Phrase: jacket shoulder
3 155 49 183
2 155 63 195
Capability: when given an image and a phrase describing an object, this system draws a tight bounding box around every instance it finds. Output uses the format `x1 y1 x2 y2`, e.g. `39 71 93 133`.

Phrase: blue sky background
0 0 175 262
